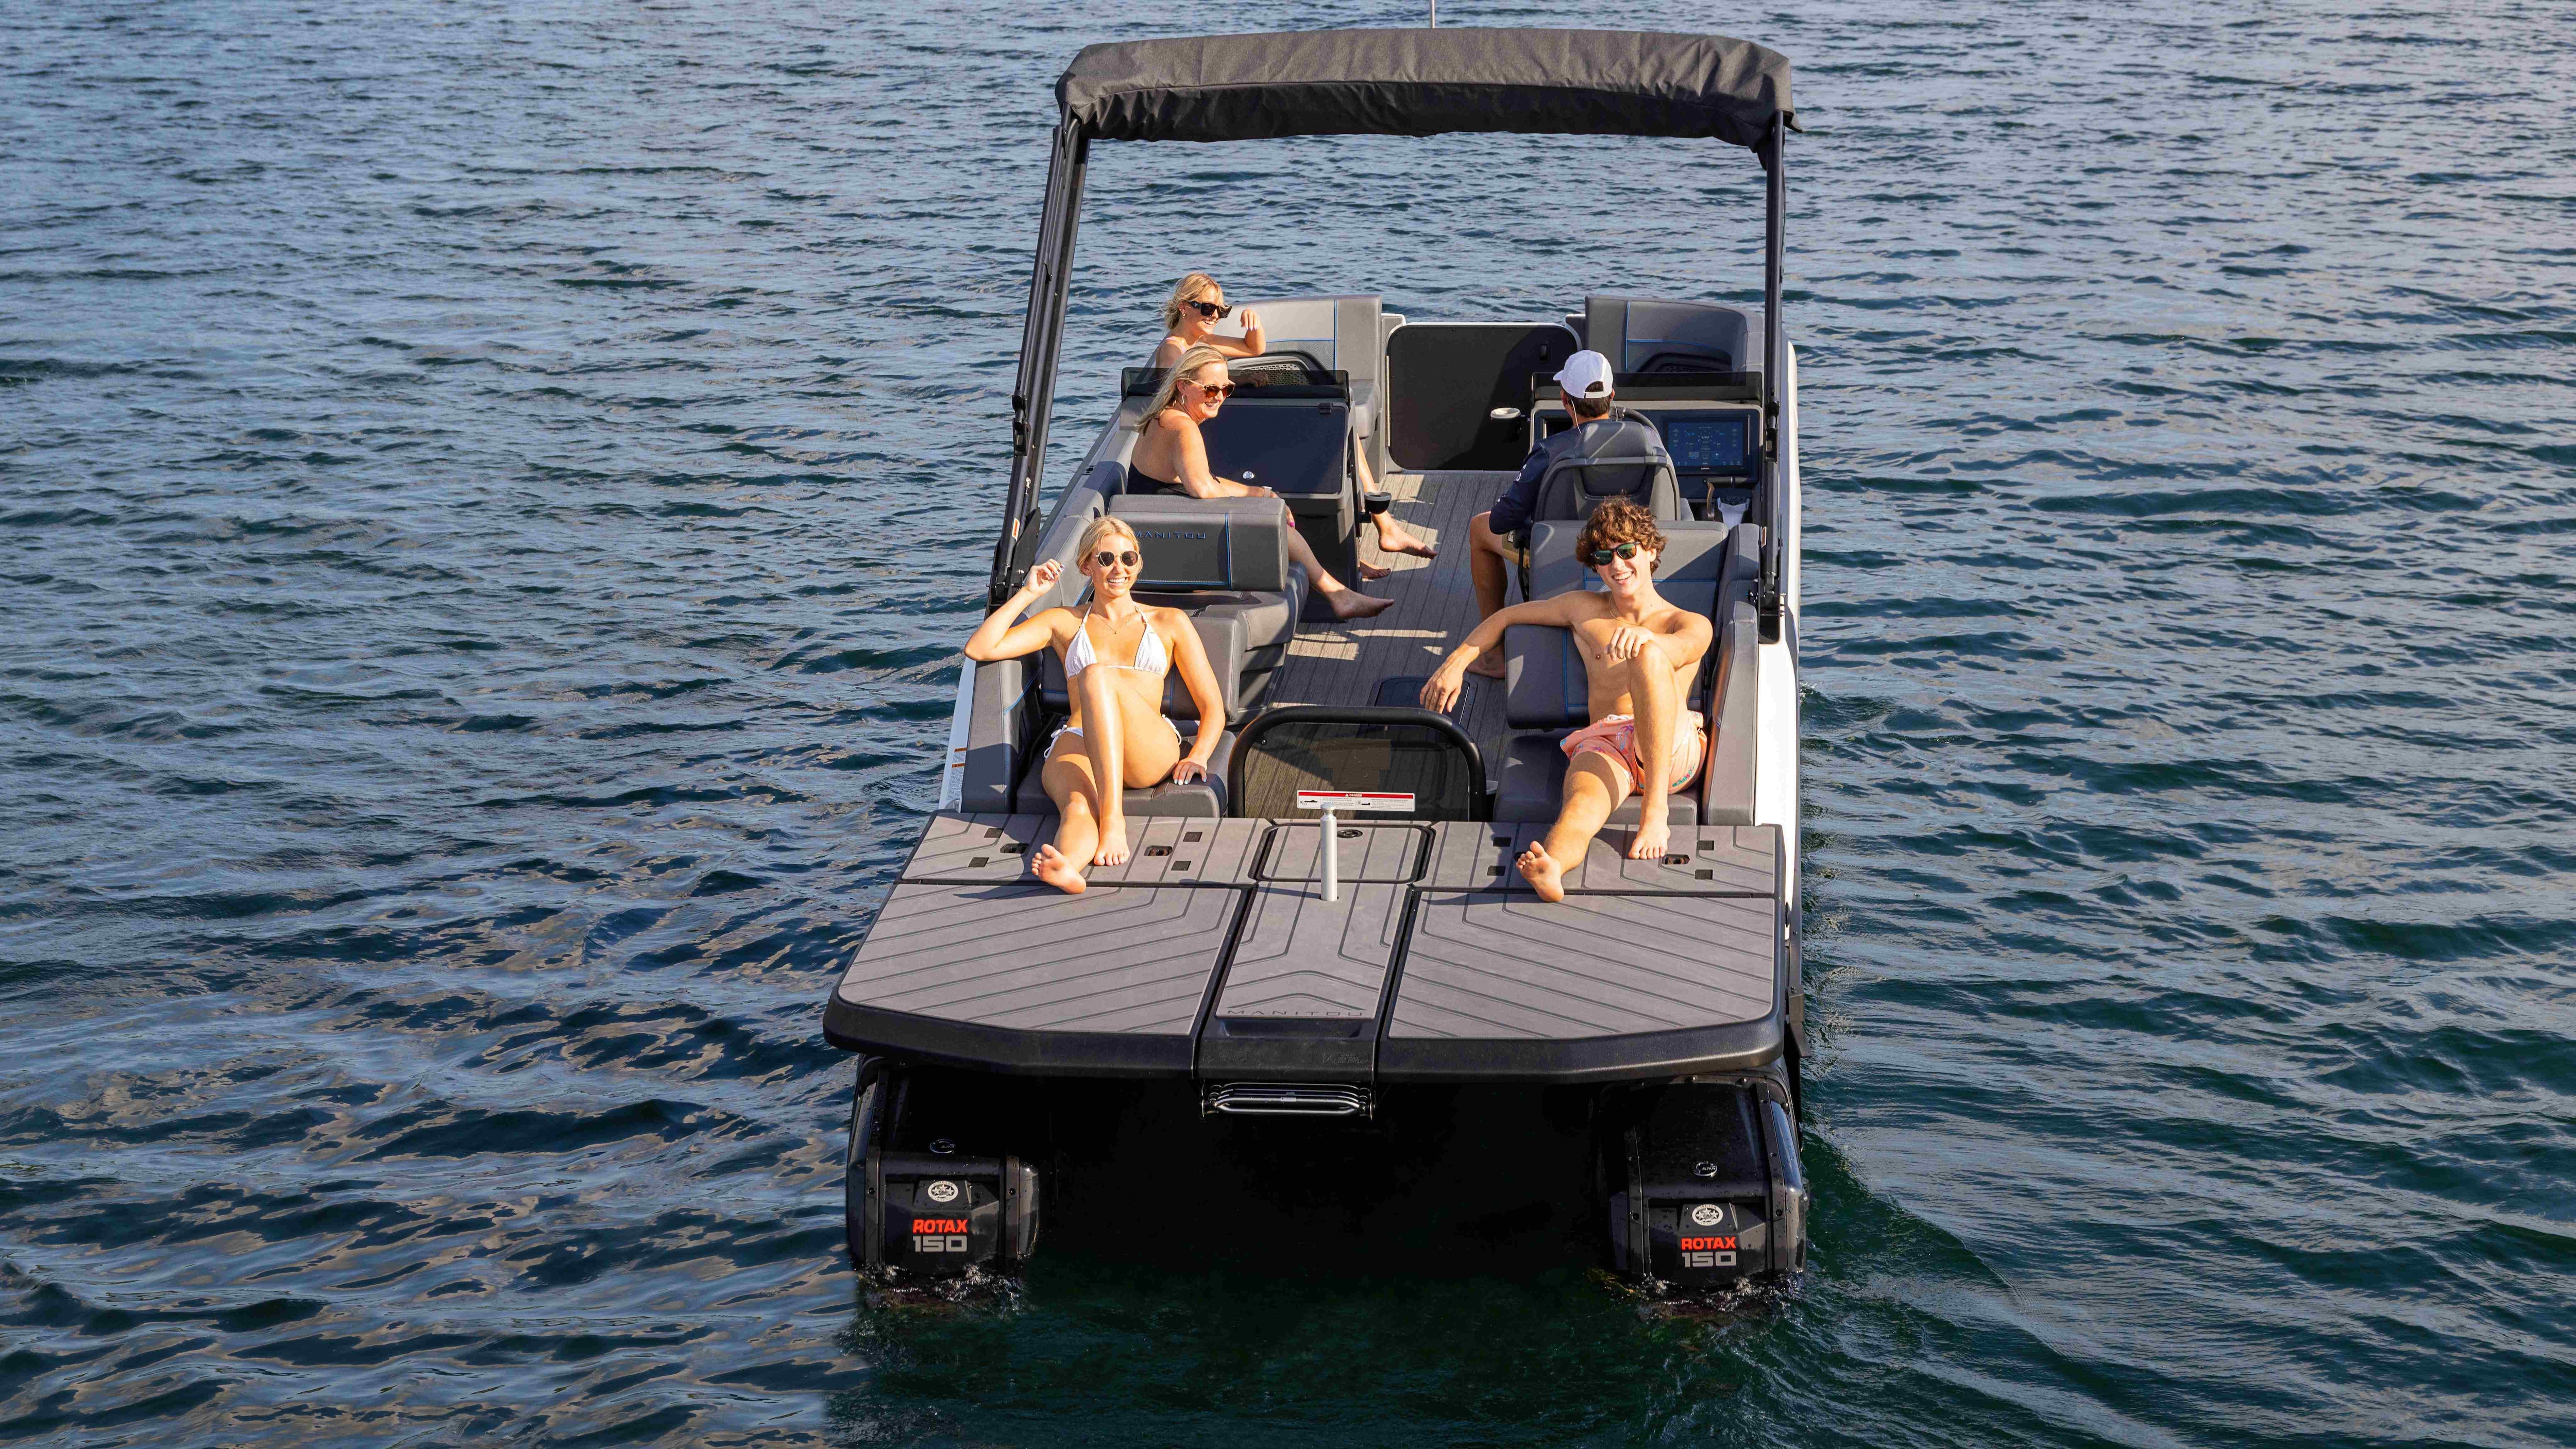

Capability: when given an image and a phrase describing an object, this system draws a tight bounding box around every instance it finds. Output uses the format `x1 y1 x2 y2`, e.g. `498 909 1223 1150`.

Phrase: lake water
4 1 2571 1443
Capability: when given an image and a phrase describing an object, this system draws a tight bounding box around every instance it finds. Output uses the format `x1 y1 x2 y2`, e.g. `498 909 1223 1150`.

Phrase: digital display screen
1663 415 1752 471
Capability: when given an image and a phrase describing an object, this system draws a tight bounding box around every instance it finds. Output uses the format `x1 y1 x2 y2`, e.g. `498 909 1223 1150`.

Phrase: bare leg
1372 513 1438 560
1117 708 1182 788
1075 668 1131 865
1035 746 1101 893
1519 753 1626 904
1355 446 1437 560
1285 528 1394 620
1624 644 1679 862
1463 513 1513 676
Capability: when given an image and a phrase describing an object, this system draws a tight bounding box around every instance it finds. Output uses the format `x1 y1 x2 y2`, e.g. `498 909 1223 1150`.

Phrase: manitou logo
911 1218 971 1234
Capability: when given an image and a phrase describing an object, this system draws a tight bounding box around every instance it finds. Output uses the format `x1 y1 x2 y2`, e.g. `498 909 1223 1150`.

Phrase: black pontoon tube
1759 110 1788 641
989 121 1088 609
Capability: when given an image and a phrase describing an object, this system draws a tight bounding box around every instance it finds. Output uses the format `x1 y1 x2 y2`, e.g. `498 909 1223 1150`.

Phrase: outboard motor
1603 1079 1807 1286
847 1062 1040 1276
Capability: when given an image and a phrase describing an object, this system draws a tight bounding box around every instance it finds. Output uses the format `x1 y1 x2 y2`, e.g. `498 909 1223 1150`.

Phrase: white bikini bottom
1050 712 1184 755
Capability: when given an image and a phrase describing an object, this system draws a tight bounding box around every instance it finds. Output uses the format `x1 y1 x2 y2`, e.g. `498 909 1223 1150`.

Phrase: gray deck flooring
1273 469 1514 780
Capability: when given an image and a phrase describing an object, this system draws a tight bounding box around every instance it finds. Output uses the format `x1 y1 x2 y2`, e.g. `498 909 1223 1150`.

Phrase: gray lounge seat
1013 724 1238 819
1586 295 1756 377
1493 523 1760 827
1109 493 1308 698
1526 518 1734 605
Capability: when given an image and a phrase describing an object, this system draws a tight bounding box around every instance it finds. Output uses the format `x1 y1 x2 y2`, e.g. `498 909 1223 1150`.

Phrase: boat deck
825 814 1788 1083
1274 469 1513 779
821 472 1794 1087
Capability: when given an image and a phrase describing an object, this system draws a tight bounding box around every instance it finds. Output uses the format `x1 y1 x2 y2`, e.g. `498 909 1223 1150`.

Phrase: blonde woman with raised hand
1128 346 1394 621
1150 270 1264 369
962 517 1228 894
1151 272 1437 570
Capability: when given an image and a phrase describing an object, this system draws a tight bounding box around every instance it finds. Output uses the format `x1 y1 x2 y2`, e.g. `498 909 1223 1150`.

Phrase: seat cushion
1014 728 1235 820
1494 734 1699 827
1133 579 1304 655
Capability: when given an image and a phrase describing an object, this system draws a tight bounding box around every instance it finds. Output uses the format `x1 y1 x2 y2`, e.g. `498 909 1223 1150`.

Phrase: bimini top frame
993 27 1799 629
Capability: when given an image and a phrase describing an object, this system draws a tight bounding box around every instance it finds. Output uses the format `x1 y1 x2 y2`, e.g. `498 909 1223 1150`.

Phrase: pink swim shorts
1561 710 1707 795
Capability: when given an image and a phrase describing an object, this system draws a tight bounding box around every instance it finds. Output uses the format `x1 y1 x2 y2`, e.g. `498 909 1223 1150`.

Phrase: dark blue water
6 1 2572 1443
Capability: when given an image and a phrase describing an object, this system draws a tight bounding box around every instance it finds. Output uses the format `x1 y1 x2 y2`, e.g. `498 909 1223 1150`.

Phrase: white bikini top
1064 603 1169 678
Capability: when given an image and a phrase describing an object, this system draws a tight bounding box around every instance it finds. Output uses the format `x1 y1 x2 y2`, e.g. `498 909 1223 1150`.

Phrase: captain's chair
1513 416 1682 599
1526 415 1683 523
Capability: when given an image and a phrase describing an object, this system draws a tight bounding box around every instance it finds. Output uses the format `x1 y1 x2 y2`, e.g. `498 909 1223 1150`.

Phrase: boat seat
1527 417 1683 524
1013 725 1238 819
1494 733 1701 827
1586 295 1755 377
1092 493 1309 710
1525 519 1736 605
1492 522 1757 827
1132 589 1297 664
1108 493 1308 652
1505 523 1756 727
1040 609 1248 724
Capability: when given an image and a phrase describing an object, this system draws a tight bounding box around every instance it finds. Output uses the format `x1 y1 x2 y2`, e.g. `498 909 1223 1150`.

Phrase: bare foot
1628 816 1672 862
1517 840 1568 902
1031 842 1086 894
1375 522 1438 559
1325 589 1396 621
1094 816 1131 867
1358 560 1393 582
1465 655 1508 679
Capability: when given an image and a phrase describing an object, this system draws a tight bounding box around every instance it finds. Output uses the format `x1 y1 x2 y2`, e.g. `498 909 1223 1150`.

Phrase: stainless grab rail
1204 1083 1374 1119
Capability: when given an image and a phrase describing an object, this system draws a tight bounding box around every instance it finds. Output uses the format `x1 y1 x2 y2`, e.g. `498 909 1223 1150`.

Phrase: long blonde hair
1133 344 1230 432
1160 271 1222 332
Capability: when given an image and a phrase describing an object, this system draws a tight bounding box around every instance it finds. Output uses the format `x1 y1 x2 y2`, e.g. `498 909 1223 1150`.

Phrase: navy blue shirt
1486 412 1645 536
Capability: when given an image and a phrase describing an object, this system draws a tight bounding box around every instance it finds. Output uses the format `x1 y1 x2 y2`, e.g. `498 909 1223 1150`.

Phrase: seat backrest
1228 706 1486 821
1231 296 1383 394
1503 523 1757 728
1530 417 1681 523
1039 608 1247 723
1108 495 1293 593
1585 296 1756 376
1527 520 1734 600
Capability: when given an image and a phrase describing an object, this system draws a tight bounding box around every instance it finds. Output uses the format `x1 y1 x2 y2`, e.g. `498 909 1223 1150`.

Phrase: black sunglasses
1092 549 1141 569
1585 542 1644 566
1188 299 1232 319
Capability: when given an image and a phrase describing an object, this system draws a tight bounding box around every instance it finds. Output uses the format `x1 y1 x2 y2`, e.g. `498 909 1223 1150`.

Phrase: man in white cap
1459 349 1639 674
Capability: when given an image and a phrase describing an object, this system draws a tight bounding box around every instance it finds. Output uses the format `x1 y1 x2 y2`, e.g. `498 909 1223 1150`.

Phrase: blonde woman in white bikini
1150 271 1438 572
963 517 1228 893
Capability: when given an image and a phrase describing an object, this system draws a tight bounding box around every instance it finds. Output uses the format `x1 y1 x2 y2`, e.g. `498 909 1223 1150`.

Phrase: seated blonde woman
1128 345 1395 621
1151 271 1437 572
962 517 1227 894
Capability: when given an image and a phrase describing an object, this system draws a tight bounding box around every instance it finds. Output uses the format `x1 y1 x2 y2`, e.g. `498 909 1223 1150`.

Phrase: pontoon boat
824 27 1809 1290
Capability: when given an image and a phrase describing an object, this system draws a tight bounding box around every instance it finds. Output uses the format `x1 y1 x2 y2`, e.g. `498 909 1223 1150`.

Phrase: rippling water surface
5 0 2572 1443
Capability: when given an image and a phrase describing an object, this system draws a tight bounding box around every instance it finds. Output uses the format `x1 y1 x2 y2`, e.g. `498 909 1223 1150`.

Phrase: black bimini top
1059 27 1793 150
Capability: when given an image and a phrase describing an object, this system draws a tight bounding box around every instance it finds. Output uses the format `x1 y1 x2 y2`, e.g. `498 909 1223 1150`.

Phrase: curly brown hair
1574 499 1666 568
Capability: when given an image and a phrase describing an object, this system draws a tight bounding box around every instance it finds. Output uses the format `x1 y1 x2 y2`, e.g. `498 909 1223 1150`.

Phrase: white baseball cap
1553 349 1615 399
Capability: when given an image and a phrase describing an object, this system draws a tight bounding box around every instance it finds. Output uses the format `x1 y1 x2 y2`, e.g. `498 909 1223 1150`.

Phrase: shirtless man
1419 500 1711 902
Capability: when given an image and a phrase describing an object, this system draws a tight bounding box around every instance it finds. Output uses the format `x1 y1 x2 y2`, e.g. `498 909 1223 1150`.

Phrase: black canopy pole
1759 110 1787 639
989 121 1089 608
